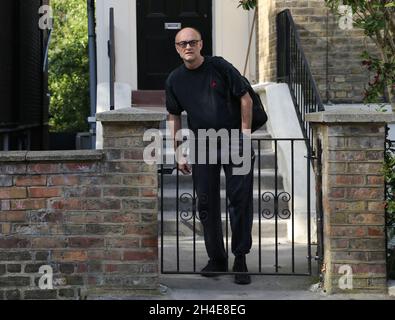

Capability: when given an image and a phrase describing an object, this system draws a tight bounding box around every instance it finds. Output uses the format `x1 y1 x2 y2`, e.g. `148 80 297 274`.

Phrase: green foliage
384 138 395 279
384 140 395 226
324 0 395 105
48 0 89 133
237 0 257 10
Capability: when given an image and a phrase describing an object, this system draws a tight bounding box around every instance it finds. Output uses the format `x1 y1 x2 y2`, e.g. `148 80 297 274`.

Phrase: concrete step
160 169 284 190
159 213 289 238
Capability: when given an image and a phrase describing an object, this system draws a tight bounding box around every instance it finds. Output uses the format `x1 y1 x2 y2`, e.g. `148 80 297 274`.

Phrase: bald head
175 27 202 43
174 27 204 69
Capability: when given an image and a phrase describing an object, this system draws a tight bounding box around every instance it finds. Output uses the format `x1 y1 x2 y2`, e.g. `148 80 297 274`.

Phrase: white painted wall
213 0 257 82
95 0 256 93
253 83 317 244
96 0 137 89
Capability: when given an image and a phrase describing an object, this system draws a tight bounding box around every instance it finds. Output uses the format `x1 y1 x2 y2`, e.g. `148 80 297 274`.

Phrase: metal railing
108 8 115 111
276 9 325 156
0 124 39 151
159 137 313 276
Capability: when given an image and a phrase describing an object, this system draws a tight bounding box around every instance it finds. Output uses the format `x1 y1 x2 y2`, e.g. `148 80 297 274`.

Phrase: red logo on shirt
211 80 217 88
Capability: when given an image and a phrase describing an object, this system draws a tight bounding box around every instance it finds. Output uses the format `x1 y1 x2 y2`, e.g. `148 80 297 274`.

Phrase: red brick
348 163 383 173
332 175 365 186
366 151 383 161
103 187 139 197
0 238 30 248
62 162 98 173
330 238 349 249
50 199 82 210
105 264 118 272
141 237 158 248
348 213 385 225
69 237 104 248
346 188 383 200
124 224 157 236
31 238 68 248
84 199 121 210
79 175 122 186
367 227 384 237
105 238 139 248
330 226 366 237
28 187 62 198
28 164 61 174
367 201 386 211
63 187 101 198
11 199 45 210
0 211 27 222
0 188 27 199
15 176 46 186
103 212 139 223
349 238 385 250
76 264 88 273
328 188 345 199
105 162 142 173
53 251 87 262
367 176 384 186
329 201 365 212
140 188 157 197
123 175 156 187
87 250 122 261
123 149 144 160
123 249 157 261
333 263 386 274
330 151 365 161
47 175 80 186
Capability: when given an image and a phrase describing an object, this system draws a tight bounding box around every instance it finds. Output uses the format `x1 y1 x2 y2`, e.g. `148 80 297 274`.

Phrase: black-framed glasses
175 40 201 49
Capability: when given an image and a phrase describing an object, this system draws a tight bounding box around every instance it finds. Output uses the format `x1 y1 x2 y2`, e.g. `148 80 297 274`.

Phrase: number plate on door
165 23 181 30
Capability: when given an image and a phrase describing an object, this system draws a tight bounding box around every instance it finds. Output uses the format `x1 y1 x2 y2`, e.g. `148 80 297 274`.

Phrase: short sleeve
215 57 249 98
165 77 183 116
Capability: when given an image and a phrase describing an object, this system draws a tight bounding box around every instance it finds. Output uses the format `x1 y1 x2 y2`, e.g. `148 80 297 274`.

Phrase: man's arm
240 92 253 136
168 114 191 174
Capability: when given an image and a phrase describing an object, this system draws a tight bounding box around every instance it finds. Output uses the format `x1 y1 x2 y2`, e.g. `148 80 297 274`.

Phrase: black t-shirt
165 56 249 132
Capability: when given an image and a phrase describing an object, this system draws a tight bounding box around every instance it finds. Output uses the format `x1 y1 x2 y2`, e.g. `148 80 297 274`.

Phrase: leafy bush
48 0 89 133
325 0 395 108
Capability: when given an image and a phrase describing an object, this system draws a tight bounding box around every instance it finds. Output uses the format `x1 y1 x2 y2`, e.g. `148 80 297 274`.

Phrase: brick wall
307 110 391 294
0 108 165 299
257 0 376 103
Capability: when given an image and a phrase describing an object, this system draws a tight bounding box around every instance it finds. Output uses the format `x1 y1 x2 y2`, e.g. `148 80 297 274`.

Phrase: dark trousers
192 149 255 261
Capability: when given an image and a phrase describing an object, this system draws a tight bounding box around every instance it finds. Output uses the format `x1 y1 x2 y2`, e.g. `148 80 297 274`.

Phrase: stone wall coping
0 150 104 162
306 105 394 123
96 106 167 123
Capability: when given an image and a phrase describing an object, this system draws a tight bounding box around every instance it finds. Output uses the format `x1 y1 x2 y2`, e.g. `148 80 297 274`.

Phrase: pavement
100 236 395 300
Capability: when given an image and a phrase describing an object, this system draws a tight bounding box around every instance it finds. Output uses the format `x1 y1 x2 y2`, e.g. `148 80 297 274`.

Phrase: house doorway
136 0 213 90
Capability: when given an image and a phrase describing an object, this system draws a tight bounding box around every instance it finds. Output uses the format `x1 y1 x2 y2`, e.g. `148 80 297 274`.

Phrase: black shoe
233 255 251 285
201 259 228 277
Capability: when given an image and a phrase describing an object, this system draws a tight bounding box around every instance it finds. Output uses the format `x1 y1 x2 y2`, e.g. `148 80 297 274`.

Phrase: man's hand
176 155 192 175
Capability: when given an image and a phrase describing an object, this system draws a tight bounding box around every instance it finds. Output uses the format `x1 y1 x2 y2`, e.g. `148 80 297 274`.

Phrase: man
165 27 255 285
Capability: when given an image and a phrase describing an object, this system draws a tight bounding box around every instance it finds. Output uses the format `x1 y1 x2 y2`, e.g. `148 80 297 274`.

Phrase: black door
136 0 212 90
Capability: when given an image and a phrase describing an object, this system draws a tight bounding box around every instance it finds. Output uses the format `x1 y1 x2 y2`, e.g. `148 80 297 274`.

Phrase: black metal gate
159 137 314 276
